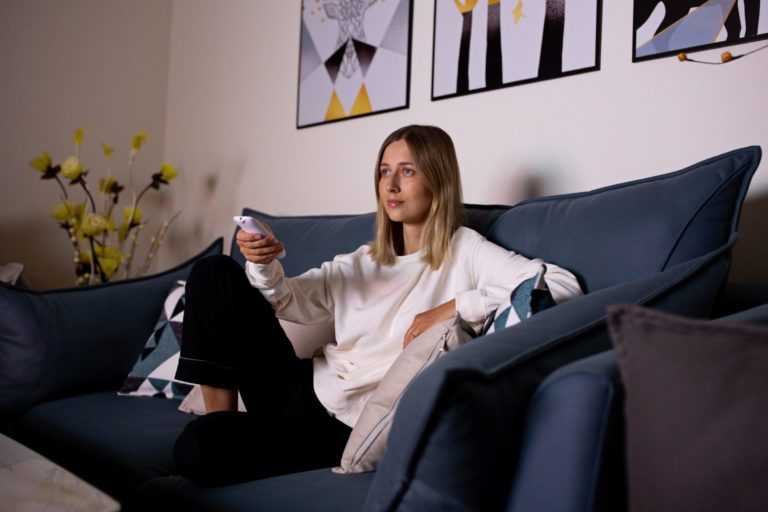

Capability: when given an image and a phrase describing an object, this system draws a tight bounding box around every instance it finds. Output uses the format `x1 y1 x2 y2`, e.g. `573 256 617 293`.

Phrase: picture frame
431 0 602 101
297 0 413 129
633 0 768 62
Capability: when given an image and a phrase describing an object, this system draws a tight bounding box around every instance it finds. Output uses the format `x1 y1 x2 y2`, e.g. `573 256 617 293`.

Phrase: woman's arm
456 235 583 327
240 224 336 324
403 299 456 347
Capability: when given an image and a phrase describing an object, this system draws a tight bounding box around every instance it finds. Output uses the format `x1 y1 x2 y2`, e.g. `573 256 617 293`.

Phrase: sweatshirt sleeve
245 259 335 324
455 235 583 325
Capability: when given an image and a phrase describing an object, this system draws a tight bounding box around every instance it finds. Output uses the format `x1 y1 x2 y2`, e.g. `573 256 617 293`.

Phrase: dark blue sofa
0 146 761 511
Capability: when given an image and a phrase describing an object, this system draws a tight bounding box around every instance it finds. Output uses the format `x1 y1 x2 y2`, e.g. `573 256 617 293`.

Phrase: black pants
173 255 351 485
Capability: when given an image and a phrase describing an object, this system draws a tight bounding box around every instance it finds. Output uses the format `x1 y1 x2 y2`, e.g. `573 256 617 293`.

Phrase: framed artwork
432 0 602 101
633 0 768 62
297 0 413 129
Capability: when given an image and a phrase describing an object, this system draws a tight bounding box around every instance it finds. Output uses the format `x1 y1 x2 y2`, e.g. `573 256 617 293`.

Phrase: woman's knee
173 412 253 486
187 255 241 288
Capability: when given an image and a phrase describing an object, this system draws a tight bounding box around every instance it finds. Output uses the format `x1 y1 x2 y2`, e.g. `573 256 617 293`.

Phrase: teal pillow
0 238 223 416
482 265 556 335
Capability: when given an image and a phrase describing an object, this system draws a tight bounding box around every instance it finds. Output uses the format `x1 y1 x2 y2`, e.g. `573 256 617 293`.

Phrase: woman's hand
236 225 285 265
403 299 456 348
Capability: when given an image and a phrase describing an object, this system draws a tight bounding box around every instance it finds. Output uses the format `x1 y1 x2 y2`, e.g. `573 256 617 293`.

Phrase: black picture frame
431 0 603 101
633 0 768 62
297 0 413 129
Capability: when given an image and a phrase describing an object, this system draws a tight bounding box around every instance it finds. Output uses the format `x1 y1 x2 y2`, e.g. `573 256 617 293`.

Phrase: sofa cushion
608 304 768 512
133 469 375 512
0 238 223 417
119 280 194 400
12 392 192 502
489 146 761 292
232 204 510 276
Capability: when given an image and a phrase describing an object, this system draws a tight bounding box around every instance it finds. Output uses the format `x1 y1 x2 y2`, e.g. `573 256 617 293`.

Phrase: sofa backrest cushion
0 238 223 417
488 146 761 293
231 204 510 277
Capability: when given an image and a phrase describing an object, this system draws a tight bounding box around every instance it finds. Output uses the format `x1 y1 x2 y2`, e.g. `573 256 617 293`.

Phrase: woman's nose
384 174 400 192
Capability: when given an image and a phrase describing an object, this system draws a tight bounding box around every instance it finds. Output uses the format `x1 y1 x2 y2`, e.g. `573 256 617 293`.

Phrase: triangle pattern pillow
119 280 193 399
483 265 557 335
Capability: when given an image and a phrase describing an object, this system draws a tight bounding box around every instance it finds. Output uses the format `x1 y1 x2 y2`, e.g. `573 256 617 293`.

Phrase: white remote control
233 216 286 259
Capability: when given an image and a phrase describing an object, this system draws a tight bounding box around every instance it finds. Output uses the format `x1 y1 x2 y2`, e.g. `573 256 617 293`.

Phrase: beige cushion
333 315 476 474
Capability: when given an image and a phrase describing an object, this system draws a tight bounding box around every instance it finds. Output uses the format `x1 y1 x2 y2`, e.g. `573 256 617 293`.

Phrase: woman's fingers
236 233 284 264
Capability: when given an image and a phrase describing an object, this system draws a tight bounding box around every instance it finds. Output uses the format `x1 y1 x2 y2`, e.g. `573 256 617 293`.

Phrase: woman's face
378 139 433 227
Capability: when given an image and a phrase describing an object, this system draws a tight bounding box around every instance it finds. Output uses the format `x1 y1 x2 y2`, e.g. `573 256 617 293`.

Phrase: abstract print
432 0 602 100
298 0 413 128
633 0 767 61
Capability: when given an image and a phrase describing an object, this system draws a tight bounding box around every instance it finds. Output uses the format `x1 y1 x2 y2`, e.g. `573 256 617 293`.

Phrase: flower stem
54 176 69 200
122 223 145 279
87 236 106 284
80 180 97 213
137 210 180 277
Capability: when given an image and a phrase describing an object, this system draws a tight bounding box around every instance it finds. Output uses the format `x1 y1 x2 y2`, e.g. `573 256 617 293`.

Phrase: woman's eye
402 168 415 176
380 168 391 176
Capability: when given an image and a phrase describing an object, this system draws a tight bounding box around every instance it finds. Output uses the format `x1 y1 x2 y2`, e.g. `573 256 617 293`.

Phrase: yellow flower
29 151 52 172
81 213 109 237
99 177 118 193
160 162 178 181
123 206 142 224
95 245 123 279
101 143 114 158
61 156 84 180
51 201 85 224
118 223 130 244
97 256 120 279
73 128 85 147
132 130 148 152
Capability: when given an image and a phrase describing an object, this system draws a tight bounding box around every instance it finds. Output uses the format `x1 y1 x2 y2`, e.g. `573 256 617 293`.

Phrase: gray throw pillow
608 304 768 512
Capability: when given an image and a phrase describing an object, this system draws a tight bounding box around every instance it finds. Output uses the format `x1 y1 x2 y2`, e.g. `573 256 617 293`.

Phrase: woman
173 125 582 485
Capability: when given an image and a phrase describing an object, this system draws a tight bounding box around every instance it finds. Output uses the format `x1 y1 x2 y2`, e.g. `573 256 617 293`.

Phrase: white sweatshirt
246 227 582 427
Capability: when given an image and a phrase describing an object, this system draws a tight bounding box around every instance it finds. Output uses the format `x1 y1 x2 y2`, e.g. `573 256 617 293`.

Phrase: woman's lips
386 200 403 207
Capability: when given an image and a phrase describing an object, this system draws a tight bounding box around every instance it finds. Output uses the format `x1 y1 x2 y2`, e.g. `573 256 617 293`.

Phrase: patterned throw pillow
483 265 556 335
118 280 193 399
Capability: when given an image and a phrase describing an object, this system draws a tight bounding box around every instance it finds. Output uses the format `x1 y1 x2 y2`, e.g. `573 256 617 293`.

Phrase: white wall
163 0 768 283
0 0 173 288
3 0 767 287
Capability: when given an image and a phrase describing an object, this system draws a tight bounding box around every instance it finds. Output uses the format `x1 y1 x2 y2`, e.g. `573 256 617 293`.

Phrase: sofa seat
134 468 375 512
12 392 190 502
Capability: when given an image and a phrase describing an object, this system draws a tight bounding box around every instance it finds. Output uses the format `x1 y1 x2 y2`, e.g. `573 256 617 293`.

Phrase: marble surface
0 434 120 512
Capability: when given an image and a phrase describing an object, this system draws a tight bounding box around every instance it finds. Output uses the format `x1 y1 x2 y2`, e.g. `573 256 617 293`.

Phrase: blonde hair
369 125 464 270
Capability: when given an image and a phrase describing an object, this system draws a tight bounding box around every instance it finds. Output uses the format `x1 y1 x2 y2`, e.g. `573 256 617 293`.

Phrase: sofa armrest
364 242 732 512
0 238 223 418
508 350 625 512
